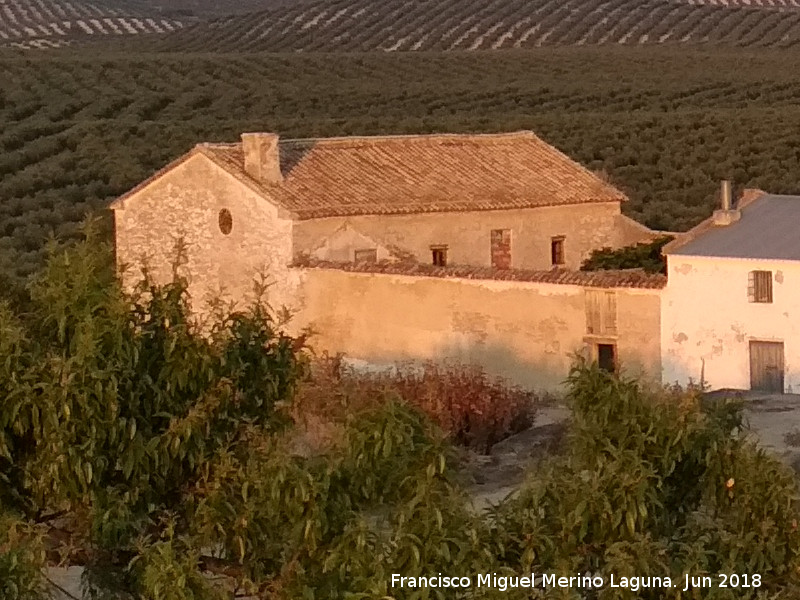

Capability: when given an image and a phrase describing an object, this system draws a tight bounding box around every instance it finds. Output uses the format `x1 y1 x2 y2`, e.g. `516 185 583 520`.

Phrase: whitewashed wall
662 254 800 392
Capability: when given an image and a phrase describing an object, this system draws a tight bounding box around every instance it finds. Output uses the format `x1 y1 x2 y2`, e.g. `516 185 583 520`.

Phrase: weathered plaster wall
112 154 298 314
662 255 800 392
292 268 662 392
294 203 651 271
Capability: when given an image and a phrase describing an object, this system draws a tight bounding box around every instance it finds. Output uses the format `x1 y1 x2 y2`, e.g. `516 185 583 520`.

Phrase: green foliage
4 47 800 282
581 236 674 274
0 222 307 596
489 360 800 599
1 233 799 598
0 515 47 600
106 0 800 53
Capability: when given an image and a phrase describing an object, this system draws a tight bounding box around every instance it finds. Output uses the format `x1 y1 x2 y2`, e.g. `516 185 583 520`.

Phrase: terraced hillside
149 0 800 51
0 0 186 49
4 47 800 288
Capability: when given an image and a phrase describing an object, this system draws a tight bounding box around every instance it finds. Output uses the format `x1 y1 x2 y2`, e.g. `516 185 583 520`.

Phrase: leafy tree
1 227 799 599
581 235 674 274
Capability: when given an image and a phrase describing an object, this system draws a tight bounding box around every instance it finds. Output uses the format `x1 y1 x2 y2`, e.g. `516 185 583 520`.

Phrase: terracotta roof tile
293 258 666 289
199 131 626 220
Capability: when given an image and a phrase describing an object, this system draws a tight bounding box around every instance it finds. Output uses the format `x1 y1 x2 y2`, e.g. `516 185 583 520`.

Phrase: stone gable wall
112 153 297 315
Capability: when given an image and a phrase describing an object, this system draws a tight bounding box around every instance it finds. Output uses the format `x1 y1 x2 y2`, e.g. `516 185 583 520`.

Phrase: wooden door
749 341 784 393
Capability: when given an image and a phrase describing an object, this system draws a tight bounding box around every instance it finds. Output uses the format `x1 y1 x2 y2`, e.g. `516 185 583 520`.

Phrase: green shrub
489 360 800 599
581 235 674 274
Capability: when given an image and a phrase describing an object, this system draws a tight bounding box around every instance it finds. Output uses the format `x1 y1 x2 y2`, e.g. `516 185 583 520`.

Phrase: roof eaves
109 147 203 210
292 259 667 289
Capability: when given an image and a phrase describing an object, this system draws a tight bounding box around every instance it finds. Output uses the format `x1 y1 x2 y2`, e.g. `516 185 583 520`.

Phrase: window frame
551 235 566 266
748 270 773 304
430 245 448 267
353 248 378 263
490 228 512 269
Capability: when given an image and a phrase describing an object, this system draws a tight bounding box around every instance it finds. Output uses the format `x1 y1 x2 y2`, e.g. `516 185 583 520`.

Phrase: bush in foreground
1 230 798 599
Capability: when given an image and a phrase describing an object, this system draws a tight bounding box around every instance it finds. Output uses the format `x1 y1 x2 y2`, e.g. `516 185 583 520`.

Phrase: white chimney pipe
712 179 740 226
720 179 732 211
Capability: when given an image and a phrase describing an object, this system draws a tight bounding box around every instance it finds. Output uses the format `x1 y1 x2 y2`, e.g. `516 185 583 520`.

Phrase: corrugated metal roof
673 194 800 260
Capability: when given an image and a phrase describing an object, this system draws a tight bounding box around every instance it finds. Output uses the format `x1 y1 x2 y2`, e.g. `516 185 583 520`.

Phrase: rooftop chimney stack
241 133 282 185
720 179 732 210
712 179 741 226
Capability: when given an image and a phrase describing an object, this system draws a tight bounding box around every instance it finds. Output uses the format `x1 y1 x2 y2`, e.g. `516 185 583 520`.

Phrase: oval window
218 208 233 235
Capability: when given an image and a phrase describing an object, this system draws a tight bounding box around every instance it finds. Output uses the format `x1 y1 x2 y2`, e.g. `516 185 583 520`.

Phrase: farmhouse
111 130 665 390
661 184 799 393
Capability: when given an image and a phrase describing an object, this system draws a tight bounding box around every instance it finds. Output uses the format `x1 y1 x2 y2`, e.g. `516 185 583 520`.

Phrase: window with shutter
586 290 617 336
748 271 772 303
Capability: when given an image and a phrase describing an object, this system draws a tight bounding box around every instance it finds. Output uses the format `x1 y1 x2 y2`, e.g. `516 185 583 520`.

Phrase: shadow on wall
335 339 590 395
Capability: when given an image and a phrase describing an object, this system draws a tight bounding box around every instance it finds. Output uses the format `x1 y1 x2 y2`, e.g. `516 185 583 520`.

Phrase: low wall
290 266 663 393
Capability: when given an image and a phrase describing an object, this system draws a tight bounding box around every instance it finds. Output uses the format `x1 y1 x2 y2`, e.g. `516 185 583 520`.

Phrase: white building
662 183 800 393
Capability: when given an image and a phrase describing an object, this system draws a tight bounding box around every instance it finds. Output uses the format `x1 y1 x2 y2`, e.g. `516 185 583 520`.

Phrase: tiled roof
199 131 626 220
293 259 667 289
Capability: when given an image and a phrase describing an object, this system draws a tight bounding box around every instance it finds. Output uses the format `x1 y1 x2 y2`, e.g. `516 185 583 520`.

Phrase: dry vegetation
294 355 536 454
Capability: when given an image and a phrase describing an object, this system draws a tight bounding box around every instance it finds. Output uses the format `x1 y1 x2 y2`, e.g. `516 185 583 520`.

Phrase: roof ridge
278 130 537 147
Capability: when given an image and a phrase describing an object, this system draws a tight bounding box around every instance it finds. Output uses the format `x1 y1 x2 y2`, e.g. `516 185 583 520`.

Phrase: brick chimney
712 179 741 226
241 133 282 184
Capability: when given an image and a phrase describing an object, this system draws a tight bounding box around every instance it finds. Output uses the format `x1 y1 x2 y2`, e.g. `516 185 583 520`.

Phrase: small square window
551 236 565 266
431 245 448 267
354 248 377 263
748 270 773 303
597 343 617 373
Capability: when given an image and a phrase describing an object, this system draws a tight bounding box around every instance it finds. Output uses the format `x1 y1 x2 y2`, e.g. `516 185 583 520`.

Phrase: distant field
0 0 188 49
9 0 800 51
144 0 800 52
3 46 800 283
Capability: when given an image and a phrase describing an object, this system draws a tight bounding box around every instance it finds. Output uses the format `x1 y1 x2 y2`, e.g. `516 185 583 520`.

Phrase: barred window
748 270 773 303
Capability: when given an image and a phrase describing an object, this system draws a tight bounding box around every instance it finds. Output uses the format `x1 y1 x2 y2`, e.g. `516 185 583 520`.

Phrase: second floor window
491 229 512 269
551 236 565 266
748 270 773 303
431 245 448 267
354 248 377 263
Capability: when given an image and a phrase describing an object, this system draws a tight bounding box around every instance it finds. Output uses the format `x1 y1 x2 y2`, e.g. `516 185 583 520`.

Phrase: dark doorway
750 341 784 393
597 343 616 373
